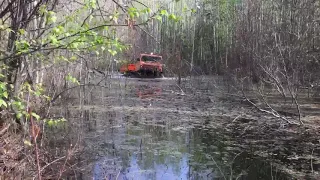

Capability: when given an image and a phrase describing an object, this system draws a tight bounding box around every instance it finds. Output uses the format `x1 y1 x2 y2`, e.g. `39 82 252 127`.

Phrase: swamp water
49 76 303 180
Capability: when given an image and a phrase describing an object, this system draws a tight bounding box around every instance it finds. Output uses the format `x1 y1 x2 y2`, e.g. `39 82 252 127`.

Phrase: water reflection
52 78 290 180
136 85 162 99
94 154 190 180
89 120 288 180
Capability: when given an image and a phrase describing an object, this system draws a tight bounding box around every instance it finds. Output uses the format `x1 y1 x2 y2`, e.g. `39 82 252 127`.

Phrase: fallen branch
240 77 300 125
242 91 300 125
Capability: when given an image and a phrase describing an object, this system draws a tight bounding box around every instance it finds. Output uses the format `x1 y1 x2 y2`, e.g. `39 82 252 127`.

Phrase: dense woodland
1 0 320 178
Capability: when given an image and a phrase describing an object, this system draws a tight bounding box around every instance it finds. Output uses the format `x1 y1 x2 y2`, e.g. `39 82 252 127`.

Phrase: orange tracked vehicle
119 53 164 78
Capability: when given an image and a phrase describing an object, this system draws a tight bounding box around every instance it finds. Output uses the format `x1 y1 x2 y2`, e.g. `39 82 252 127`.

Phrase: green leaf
48 120 54 126
24 140 32 146
86 0 97 9
3 91 8 98
168 14 177 21
15 40 30 51
160 10 168 16
154 15 162 22
43 95 51 101
16 113 23 119
49 15 57 23
39 5 47 15
49 35 58 45
18 29 26 35
31 112 40 120
0 82 6 89
52 27 61 34
141 8 151 14
6 28 14 33
0 24 5 30
60 118 67 122
13 100 23 109
34 90 41 96
66 74 80 85
59 55 69 62
108 49 117 56
70 42 79 49
70 56 77 61
128 7 139 19
0 99 7 108
47 11 57 23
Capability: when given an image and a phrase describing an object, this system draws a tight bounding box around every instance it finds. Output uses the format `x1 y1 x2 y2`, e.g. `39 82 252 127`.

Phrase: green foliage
0 80 8 108
154 15 163 22
12 99 25 119
108 49 117 56
15 40 30 53
66 73 80 85
18 29 26 35
5 82 51 123
128 7 140 19
168 14 181 22
141 8 151 14
0 0 164 130
46 11 57 24
44 117 67 127
160 10 169 16
0 19 12 33
24 140 32 146
83 0 97 9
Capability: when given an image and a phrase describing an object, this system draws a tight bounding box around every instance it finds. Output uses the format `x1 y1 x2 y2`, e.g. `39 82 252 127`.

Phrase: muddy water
51 76 298 180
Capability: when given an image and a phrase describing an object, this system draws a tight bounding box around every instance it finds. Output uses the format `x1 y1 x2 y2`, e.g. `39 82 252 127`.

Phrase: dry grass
0 124 30 179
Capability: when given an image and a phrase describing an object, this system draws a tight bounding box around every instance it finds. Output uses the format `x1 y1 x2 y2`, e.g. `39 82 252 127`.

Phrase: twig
175 83 186 95
65 161 79 180
311 148 314 174
229 151 243 180
132 0 149 8
40 156 66 172
271 162 273 180
0 123 11 136
116 170 120 180
111 0 127 13
210 156 227 180
232 115 242 123
30 108 42 180
57 135 80 180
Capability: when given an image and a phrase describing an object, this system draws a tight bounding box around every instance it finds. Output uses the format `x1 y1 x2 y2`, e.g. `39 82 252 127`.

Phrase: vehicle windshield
141 56 162 62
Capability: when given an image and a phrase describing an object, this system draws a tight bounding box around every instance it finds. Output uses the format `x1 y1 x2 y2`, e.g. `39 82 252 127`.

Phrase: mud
47 74 320 180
